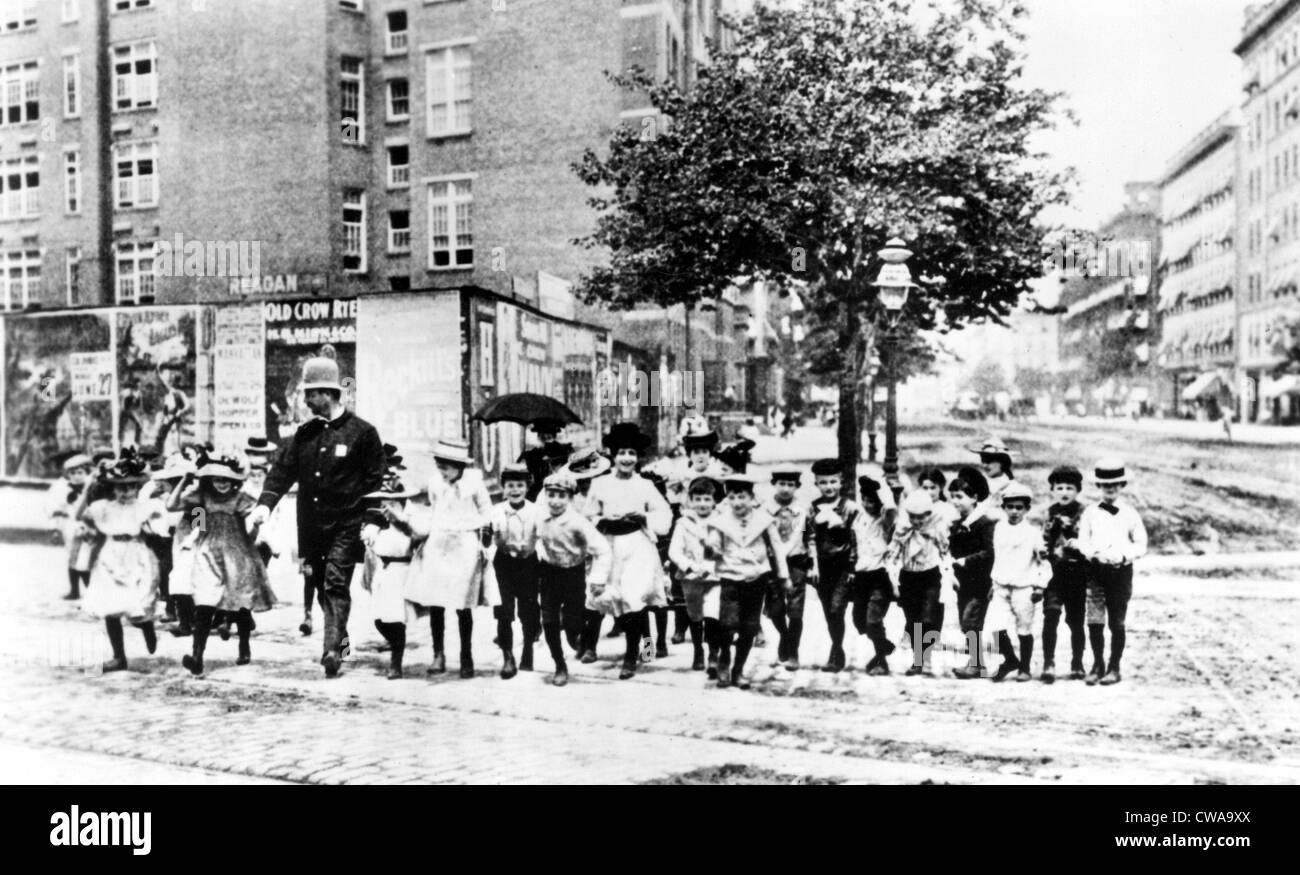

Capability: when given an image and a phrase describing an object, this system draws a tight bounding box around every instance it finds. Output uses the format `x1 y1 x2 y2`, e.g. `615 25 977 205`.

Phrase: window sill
113 106 157 115
387 182 411 191
386 115 411 124
387 249 411 257
384 49 409 59
341 139 368 147
114 205 159 212
0 25 36 36
0 215 40 224
427 128 472 141
426 264 473 272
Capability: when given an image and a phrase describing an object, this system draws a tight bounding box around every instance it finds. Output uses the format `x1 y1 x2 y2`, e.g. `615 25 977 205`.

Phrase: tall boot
653 607 669 658
519 616 535 671
457 610 475 678
671 606 689 645
580 610 601 663
299 579 315 636
1016 634 1033 681
183 606 215 675
64 568 81 600
715 629 733 688
170 594 194 637
103 617 128 672
786 616 804 669
620 617 640 679
1085 623 1105 684
769 610 789 663
498 614 517 679
1068 621 1086 676
732 632 754 690
542 621 568 685
822 613 846 673
140 621 157 655
993 631 1020 681
689 620 705 670
704 618 720 679
1041 613 1059 670
428 608 446 675
387 622 406 679
235 609 253 665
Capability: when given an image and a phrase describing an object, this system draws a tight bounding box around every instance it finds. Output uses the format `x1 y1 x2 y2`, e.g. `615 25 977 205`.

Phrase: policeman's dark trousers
303 526 362 660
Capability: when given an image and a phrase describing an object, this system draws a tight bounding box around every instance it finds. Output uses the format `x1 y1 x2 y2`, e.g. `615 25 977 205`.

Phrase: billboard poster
263 298 356 444
212 304 266 451
356 293 462 487
116 308 199 456
3 312 114 479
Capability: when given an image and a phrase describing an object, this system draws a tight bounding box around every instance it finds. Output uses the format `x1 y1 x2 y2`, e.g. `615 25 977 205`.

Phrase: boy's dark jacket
948 510 995 591
1043 500 1086 564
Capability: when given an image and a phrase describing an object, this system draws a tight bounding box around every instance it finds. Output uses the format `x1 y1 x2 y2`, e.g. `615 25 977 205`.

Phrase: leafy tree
964 357 1008 399
1013 365 1052 399
573 0 1071 493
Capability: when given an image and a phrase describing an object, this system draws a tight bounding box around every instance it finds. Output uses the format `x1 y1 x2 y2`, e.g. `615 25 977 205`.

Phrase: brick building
1235 0 1300 423
1155 110 1237 420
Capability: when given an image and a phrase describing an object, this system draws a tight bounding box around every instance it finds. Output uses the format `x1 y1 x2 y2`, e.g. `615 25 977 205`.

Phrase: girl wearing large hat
359 474 425 679
404 438 498 678
166 452 276 675
71 449 163 673
585 423 673 679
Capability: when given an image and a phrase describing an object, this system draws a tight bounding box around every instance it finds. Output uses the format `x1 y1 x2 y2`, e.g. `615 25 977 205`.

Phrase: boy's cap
542 471 578 494
1048 465 1083 489
902 490 933 515
810 458 841 477
770 468 802 483
1093 458 1127 484
1001 481 1034 504
723 472 758 491
688 475 725 501
499 463 531 484
62 453 93 472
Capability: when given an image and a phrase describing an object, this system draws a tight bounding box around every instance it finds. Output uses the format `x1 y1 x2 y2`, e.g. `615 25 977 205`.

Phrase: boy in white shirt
990 481 1046 682
489 464 544 679
1077 458 1148 686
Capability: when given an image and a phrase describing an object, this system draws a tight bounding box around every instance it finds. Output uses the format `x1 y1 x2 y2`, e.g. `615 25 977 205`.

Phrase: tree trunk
836 298 863 499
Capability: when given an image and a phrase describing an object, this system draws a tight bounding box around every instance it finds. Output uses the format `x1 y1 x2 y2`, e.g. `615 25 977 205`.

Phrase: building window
389 210 410 253
1 249 40 310
63 55 79 117
1 61 39 127
387 78 409 121
427 177 472 269
386 11 407 54
114 140 157 209
62 0 78 23
65 246 80 304
426 45 472 137
1 1 37 32
64 149 80 213
113 41 157 111
112 0 152 10
0 155 39 220
387 144 409 187
341 56 364 143
343 189 366 273
115 240 155 304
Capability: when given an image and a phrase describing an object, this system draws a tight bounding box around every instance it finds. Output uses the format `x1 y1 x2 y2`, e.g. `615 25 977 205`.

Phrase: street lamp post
872 238 916 498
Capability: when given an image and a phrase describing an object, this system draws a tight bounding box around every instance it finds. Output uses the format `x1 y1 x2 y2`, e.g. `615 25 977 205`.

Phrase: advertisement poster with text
264 298 356 444
116 308 199 456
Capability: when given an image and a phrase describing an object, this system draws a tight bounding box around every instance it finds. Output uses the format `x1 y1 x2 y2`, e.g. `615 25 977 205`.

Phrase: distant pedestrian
1077 458 1147 686
1221 409 1234 443
781 411 795 439
74 451 161 673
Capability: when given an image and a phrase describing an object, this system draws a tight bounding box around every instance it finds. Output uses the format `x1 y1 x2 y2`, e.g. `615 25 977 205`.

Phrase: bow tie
1098 502 1119 516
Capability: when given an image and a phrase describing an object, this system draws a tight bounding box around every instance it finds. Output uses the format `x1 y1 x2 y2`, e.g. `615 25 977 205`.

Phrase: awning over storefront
1260 374 1300 398
1181 372 1223 400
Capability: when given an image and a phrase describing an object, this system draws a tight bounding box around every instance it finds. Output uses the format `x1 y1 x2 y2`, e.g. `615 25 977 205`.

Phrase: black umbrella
471 393 582 428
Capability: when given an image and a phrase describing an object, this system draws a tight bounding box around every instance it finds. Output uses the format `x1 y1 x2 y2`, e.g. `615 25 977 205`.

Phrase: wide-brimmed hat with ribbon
432 438 473 467
1092 457 1128 485
562 447 612 481
603 422 651 454
196 453 248 482
98 448 151 485
151 454 195 481
967 436 1017 462
365 474 422 500
61 453 93 473
712 438 755 474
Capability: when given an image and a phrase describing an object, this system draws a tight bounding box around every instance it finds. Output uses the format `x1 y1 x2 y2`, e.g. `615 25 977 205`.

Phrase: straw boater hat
196 454 248 482
301 356 343 393
770 467 803 484
542 470 578 495
902 489 934 515
61 453 93 473
603 422 651 453
432 438 473 467
1093 457 1128 485
245 436 278 456
722 471 759 492
1000 481 1034 504
562 447 612 480
151 454 195 481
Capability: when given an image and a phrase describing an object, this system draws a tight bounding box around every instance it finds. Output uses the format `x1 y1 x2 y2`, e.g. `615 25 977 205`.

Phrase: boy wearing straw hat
1077 458 1147 686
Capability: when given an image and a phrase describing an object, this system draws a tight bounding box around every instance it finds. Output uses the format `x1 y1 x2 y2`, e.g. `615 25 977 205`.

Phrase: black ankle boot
140 622 157 655
387 623 406 680
500 649 517 680
183 607 214 676
519 641 534 671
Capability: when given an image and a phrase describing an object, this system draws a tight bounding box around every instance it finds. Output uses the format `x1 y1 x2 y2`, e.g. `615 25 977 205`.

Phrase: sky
1019 0 1254 229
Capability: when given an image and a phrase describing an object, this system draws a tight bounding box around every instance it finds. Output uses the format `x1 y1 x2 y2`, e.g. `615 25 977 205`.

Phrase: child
1077 458 1147 686
664 419 720 644
989 481 1046 682
146 454 195 636
519 418 573 502
48 453 94 600
560 448 613 660
763 467 814 670
709 473 789 689
947 468 997 679
916 467 960 531
886 489 948 676
74 451 162 672
808 458 861 673
535 471 611 686
668 475 725 674
586 423 672 680
242 437 280 569
169 454 276 674
851 475 896 675
969 437 1017 516
489 463 544 678
405 439 495 679
360 475 422 679
1041 465 1088 682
